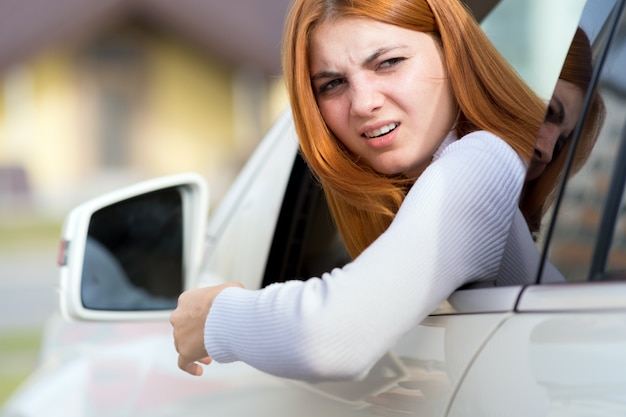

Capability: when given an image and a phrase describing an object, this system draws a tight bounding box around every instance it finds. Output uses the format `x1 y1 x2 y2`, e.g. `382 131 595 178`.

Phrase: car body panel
450 312 626 416
2 313 510 417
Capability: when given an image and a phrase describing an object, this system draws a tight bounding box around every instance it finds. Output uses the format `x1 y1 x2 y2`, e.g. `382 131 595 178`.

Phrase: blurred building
0 0 291 217
0 0 602 230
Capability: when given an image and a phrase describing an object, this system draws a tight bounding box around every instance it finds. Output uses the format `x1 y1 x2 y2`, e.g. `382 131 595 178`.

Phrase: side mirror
58 173 208 321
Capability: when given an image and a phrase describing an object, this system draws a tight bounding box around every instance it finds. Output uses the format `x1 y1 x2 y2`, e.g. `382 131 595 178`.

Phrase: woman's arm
182 131 527 381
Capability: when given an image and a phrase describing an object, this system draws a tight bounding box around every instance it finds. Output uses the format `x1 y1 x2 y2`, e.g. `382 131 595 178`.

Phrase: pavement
0 247 58 331
0 246 58 407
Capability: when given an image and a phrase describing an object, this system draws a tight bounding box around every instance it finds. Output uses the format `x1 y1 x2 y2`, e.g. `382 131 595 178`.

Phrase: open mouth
364 123 399 139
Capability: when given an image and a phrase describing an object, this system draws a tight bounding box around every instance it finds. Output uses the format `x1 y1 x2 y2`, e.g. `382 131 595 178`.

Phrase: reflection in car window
543 3 626 282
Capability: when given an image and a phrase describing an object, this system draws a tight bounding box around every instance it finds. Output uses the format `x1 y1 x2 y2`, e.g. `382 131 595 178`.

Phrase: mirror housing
58 173 208 321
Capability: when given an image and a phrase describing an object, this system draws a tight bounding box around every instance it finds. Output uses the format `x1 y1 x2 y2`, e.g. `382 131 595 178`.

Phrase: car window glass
481 0 588 98
541 1 626 282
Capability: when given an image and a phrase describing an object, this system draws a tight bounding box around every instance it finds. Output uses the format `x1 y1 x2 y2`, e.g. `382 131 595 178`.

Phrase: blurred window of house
80 28 146 169
0 165 30 208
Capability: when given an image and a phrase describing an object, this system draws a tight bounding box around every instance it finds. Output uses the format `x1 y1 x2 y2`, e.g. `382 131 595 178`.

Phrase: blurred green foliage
0 215 57 406
0 330 42 406
0 217 62 252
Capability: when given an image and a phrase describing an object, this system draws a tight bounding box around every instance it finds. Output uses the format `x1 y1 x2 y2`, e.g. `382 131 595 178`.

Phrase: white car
3 0 626 416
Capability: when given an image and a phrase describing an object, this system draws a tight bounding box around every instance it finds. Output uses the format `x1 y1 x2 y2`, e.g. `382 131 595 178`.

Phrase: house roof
0 0 498 76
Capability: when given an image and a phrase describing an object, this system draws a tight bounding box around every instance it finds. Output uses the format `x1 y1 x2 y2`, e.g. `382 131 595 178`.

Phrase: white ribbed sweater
204 130 529 382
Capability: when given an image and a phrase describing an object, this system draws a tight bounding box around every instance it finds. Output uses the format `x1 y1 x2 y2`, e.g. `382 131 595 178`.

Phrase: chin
373 165 406 177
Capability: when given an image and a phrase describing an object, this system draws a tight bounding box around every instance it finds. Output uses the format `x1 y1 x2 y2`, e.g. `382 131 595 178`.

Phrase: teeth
365 123 398 138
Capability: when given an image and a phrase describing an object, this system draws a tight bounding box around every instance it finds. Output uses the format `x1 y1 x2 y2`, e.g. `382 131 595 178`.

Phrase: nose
534 123 560 164
349 77 384 117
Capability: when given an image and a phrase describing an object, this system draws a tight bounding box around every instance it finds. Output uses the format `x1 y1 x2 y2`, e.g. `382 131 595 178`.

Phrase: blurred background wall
0 0 291 219
0 0 292 404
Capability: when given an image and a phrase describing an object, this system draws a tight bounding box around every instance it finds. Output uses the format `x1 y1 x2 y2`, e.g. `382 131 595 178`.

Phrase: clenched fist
170 282 243 375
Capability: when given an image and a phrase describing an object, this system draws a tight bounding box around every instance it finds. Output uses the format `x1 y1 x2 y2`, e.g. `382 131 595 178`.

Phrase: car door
448 1 626 415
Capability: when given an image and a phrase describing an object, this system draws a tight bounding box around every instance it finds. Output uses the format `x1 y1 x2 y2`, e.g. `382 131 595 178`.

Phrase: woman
521 27 606 238
170 0 545 381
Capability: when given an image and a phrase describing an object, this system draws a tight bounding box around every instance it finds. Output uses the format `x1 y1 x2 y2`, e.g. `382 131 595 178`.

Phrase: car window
262 153 350 287
540 0 626 282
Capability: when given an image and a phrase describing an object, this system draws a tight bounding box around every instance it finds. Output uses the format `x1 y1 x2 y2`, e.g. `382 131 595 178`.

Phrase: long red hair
282 0 545 257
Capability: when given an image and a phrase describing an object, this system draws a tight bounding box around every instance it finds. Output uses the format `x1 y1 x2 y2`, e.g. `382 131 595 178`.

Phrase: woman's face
527 79 584 181
309 17 457 178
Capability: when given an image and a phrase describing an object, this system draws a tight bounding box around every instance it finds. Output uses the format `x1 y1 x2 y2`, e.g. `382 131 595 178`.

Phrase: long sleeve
496 208 565 286
204 130 526 382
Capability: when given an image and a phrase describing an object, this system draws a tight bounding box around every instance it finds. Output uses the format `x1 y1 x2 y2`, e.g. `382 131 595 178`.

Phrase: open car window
261 153 350 287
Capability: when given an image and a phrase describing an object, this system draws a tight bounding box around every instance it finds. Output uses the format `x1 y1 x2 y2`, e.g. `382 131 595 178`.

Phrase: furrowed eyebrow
362 45 405 66
310 44 408 82
311 70 341 82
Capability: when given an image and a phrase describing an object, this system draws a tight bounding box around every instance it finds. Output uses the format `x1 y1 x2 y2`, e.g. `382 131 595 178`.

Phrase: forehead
309 16 434 68
312 15 407 37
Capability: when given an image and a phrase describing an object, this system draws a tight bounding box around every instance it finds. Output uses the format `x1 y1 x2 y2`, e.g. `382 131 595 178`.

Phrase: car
2 0 626 416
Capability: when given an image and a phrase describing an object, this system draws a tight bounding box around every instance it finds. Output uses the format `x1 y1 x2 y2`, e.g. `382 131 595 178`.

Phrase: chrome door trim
517 282 626 312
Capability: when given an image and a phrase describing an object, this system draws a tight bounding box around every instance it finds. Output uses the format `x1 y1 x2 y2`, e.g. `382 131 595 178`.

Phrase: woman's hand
170 282 243 376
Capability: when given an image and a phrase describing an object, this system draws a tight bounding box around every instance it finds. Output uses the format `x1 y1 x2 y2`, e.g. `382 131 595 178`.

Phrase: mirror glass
81 187 183 310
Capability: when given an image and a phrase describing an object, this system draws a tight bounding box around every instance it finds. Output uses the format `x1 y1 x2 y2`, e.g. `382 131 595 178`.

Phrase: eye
544 104 557 124
553 134 569 156
316 78 345 95
378 57 405 69
544 98 564 125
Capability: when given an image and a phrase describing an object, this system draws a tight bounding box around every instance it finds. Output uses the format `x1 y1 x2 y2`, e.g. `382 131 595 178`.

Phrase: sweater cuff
204 285 258 363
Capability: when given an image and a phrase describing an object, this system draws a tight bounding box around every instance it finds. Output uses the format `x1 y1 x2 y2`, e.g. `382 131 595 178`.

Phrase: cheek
318 100 348 139
438 78 457 115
